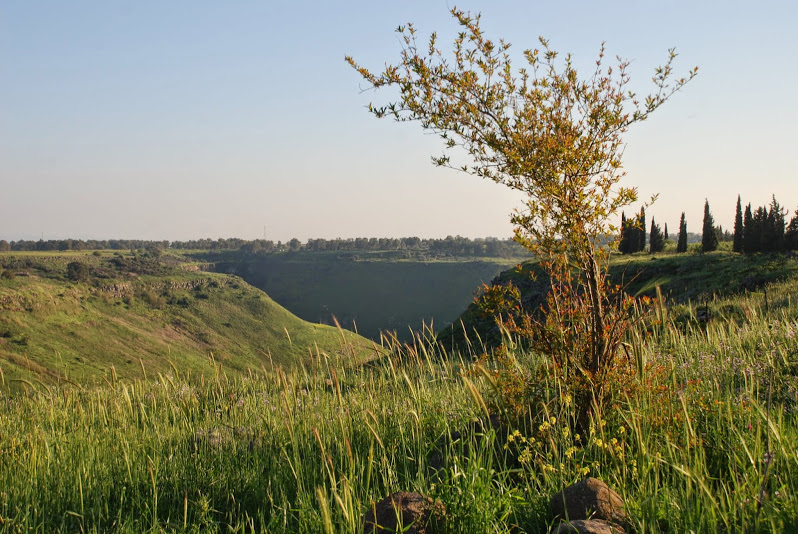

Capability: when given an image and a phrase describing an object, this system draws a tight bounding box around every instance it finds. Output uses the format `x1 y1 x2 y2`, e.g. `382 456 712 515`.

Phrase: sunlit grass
1 279 797 532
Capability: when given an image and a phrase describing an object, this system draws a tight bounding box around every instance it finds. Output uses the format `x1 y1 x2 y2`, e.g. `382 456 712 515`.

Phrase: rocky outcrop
552 519 626 534
363 492 445 534
550 478 629 533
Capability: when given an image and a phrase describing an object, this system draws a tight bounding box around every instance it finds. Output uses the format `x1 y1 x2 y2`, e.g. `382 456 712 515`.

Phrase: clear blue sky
1 1 796 242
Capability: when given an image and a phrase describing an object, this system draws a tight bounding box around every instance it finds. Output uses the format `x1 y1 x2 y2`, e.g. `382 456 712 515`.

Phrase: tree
649 217 665 253
664 222 669 241
764 195 785 252
66 261 89 282
743 203 756 253
786 208 798 251
677 212 688 253
618 212 630 254
701 199 718 252
733 195 743 253
636 207 647 252
348 8 696 404
0 240 9 252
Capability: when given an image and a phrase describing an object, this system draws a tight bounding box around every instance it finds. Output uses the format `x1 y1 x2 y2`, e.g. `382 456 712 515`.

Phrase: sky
1 1 796 242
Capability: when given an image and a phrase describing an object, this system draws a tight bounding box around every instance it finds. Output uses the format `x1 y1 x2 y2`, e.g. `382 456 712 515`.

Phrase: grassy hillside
440 250 798 349
1 273 796 532
205 250 523 342
0 251 374 389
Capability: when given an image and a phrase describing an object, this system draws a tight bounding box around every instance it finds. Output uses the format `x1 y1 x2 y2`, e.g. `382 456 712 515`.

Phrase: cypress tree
701 199 718 252
733 194 743 252
677 212 688 253
743 203 755 253
664 222 669 241
638 207 646 252
754 206 767 253
786 208 798 251
766 195 785 252
649 217 665 253
618 212 629 254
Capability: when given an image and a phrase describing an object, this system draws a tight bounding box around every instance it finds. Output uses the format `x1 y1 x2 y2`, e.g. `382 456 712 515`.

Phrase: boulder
363 491 445 534
552 519 626 534
550 478 628 528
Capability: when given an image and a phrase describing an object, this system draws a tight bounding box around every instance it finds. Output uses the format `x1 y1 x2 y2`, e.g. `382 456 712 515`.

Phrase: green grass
441 250 798 349
0 252 374 388
1 269 797 532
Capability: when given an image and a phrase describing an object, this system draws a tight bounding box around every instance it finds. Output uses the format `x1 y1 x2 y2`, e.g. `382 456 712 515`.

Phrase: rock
552 519 626 534
363 492 445 534
550 478 628 528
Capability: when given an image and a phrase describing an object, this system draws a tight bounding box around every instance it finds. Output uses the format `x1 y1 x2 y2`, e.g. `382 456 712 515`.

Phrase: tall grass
1 282 797 532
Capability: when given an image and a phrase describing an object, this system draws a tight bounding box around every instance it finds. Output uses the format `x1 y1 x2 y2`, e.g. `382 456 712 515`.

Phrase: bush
1 269 14 280
66 261 89 282
139 289 165 309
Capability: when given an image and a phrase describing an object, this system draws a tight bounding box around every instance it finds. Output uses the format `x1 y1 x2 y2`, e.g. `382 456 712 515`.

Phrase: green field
0 251 374 388
206 250 524 342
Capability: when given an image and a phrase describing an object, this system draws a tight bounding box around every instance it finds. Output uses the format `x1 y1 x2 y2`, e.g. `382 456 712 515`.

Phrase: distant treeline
618 194 798 255
0 235 529 258
732 195 798 254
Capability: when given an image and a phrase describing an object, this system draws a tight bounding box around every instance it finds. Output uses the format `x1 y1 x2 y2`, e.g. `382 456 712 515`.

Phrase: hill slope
0 252 374 388
207 250 522 341
439 250 798 349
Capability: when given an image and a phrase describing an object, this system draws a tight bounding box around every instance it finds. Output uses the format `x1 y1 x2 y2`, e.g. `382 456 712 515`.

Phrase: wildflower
580 466 590 476
618 426 626 435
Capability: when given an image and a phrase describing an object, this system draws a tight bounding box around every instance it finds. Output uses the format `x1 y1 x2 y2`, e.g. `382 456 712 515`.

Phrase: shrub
66 261 89 282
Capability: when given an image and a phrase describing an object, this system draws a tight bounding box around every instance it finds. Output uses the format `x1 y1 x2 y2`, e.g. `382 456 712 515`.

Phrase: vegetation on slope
0 251 373 388
441 250 798 350
206 250 523 342
1 274 796 532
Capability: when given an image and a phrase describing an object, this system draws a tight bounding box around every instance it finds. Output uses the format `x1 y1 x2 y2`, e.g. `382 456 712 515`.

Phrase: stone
550 478 628 528
363 491 445 534
552 519 626 534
